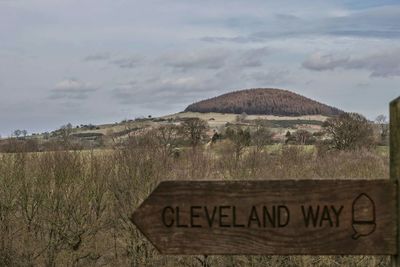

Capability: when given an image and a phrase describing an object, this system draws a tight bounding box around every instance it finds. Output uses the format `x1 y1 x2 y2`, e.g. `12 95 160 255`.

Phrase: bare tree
153 125 181 160
13 129 22 138
225 126 251 160
286 130 315 145
375 114 389 145
43 132 50 140
181 118 207 149
60 123 73 147
251 120 274 151
323 113 375 150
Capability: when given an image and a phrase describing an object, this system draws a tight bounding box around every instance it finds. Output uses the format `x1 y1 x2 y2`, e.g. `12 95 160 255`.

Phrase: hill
1 88 343 152
184 88 343 116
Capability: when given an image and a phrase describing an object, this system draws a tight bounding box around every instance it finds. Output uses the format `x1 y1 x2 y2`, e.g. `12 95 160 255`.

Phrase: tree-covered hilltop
185 88 344 116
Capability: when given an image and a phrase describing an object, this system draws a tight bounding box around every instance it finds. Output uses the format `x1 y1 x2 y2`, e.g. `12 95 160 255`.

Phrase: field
164 112 326 134
0 140 391 266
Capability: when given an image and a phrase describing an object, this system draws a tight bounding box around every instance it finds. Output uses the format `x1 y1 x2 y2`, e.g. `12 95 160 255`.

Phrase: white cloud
162 48 231 70
246 69 291 85
1 0 400 135
236 47 270 67
84 52 110 61
346 49 400 77
50 79 97 100
303 49 400 77
110 56 142 69
302 52 349 71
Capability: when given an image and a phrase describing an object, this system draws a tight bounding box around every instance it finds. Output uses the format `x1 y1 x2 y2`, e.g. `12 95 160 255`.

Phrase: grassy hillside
0 111 330 153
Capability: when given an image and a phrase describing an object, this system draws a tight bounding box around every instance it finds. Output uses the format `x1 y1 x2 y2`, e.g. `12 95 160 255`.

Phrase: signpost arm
390 97 400 267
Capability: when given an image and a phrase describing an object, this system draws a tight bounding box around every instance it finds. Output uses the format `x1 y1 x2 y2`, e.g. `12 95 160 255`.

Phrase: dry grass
0 140 391 266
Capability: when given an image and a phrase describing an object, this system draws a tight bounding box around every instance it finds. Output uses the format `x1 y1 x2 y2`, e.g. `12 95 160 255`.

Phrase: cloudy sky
1 0 400 136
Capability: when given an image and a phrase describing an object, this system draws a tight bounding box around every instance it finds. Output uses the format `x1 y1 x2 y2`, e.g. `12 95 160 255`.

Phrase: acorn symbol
351 193 376 240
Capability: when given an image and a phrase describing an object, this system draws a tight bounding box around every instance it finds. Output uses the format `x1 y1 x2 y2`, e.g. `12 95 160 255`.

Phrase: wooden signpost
131 97 400 263
132 180 396 255
390 97 400 266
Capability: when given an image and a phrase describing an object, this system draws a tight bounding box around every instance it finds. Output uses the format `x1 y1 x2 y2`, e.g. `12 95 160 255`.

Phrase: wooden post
390 97 400 267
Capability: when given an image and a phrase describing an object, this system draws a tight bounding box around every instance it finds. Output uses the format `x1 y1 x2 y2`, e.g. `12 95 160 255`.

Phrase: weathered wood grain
390 97 400 266
391 97 400 180
131 180 396 255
